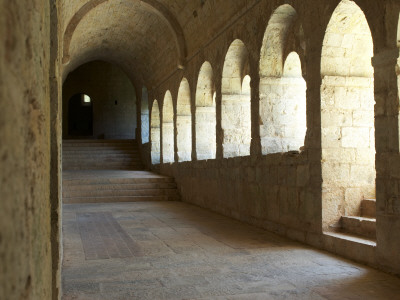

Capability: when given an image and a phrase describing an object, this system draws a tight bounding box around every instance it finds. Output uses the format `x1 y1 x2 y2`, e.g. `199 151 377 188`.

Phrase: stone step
63 163 143 168
63 147 139 151
63 154 140 159
63 157 140 162
62 157 143 163
63 160 142 165
63 182 177 191
63 160 141 164
63 163 144 169
63 152 140 157
63 146 137 149
341 216 376 240
63 153 140 158
62 141 180 204
63 188 179 198
361 199 376 218
63 140 136 145
63 139 134 142
63 166 144 171
63 195 180 204
62 143 138 149
63 163 144 168
63 147 138 152
63 152 139 157
63 177 175 186
63 141 137 145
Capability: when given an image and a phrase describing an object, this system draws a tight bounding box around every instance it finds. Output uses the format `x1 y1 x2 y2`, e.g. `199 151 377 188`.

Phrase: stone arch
151 100 161 164
162 91 175 163
62 0 187 68
321 0 374 78
62 60 137 140
221 39 251 158
141 86 149 144
176 78 192 162
321 0 375 233
260 4 298 78
259 5 306 154
196 62 216 160
242 75 251 98
283 52 302 77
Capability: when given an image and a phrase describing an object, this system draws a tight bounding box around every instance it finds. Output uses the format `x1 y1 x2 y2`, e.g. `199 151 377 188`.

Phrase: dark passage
68 93 93 137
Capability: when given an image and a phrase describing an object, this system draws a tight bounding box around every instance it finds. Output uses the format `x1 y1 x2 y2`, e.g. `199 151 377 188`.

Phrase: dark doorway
68 94 93 137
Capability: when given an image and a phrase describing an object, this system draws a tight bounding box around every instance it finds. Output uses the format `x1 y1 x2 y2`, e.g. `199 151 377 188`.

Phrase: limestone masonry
2 0 400 299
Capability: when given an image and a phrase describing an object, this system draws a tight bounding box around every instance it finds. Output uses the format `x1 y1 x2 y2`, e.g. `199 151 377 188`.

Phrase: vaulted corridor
3 0 400 299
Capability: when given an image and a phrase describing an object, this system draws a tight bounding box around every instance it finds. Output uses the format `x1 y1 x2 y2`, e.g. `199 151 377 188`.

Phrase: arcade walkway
62 201 400 300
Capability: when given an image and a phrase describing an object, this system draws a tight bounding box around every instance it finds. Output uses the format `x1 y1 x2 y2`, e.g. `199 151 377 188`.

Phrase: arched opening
141 87 150 144
68 93 93 137
176 78 192 162
162 91 175 163
196 62 216 160
259 5 306 154
221 40 251 158
62 60 137 140
151 100 161 164
321 0 376 235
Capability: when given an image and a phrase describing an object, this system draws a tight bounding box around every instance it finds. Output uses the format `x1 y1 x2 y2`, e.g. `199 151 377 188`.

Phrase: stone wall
141 87 149 144
195 62 216 160
162 91 175 163
259 76 307 154
176 78 192 162
0 0 53 298
62 60 137 140
321 76 375 229
54 0 400 281
142 0 400 276
151 101 161 165
221 40 251 158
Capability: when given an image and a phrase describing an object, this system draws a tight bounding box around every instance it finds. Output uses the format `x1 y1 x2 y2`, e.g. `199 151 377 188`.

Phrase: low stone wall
159 152 379 270
160 152 317 235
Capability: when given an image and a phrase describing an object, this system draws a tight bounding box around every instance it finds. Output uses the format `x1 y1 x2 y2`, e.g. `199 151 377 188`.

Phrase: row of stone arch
142 0 379 232
148 4 309 164
150 62 217 164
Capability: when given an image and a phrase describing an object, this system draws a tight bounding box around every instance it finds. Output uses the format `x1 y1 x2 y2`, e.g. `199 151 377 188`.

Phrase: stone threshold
324 231 376 247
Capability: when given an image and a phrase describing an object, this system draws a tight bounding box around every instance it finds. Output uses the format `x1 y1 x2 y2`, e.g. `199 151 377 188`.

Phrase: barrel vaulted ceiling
61 0 257 86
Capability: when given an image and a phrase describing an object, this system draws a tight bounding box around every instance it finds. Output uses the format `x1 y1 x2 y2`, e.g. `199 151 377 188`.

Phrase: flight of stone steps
62 140 144 170
62 170 180 204
340 199 376 240
62 139 180 204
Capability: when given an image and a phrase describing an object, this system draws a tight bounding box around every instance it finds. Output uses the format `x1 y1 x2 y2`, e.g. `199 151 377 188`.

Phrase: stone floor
62 201 400 300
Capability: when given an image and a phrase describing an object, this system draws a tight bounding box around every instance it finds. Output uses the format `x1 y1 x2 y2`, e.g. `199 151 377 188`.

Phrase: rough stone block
297 165 309 187
341 127 370 148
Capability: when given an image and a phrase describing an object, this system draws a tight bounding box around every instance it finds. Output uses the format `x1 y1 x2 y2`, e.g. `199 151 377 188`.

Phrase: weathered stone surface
3 1 400 298
62 201 400 300
63 61 137 140
0 0 52 299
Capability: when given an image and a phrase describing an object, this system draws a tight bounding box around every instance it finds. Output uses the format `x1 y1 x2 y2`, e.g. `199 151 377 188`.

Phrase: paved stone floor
62 201 400 300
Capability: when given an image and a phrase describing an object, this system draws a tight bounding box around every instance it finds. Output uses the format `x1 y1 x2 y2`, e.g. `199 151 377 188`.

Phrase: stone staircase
340 199 376 240
62 140 144 170
62 170 180 204
62 139 180 204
